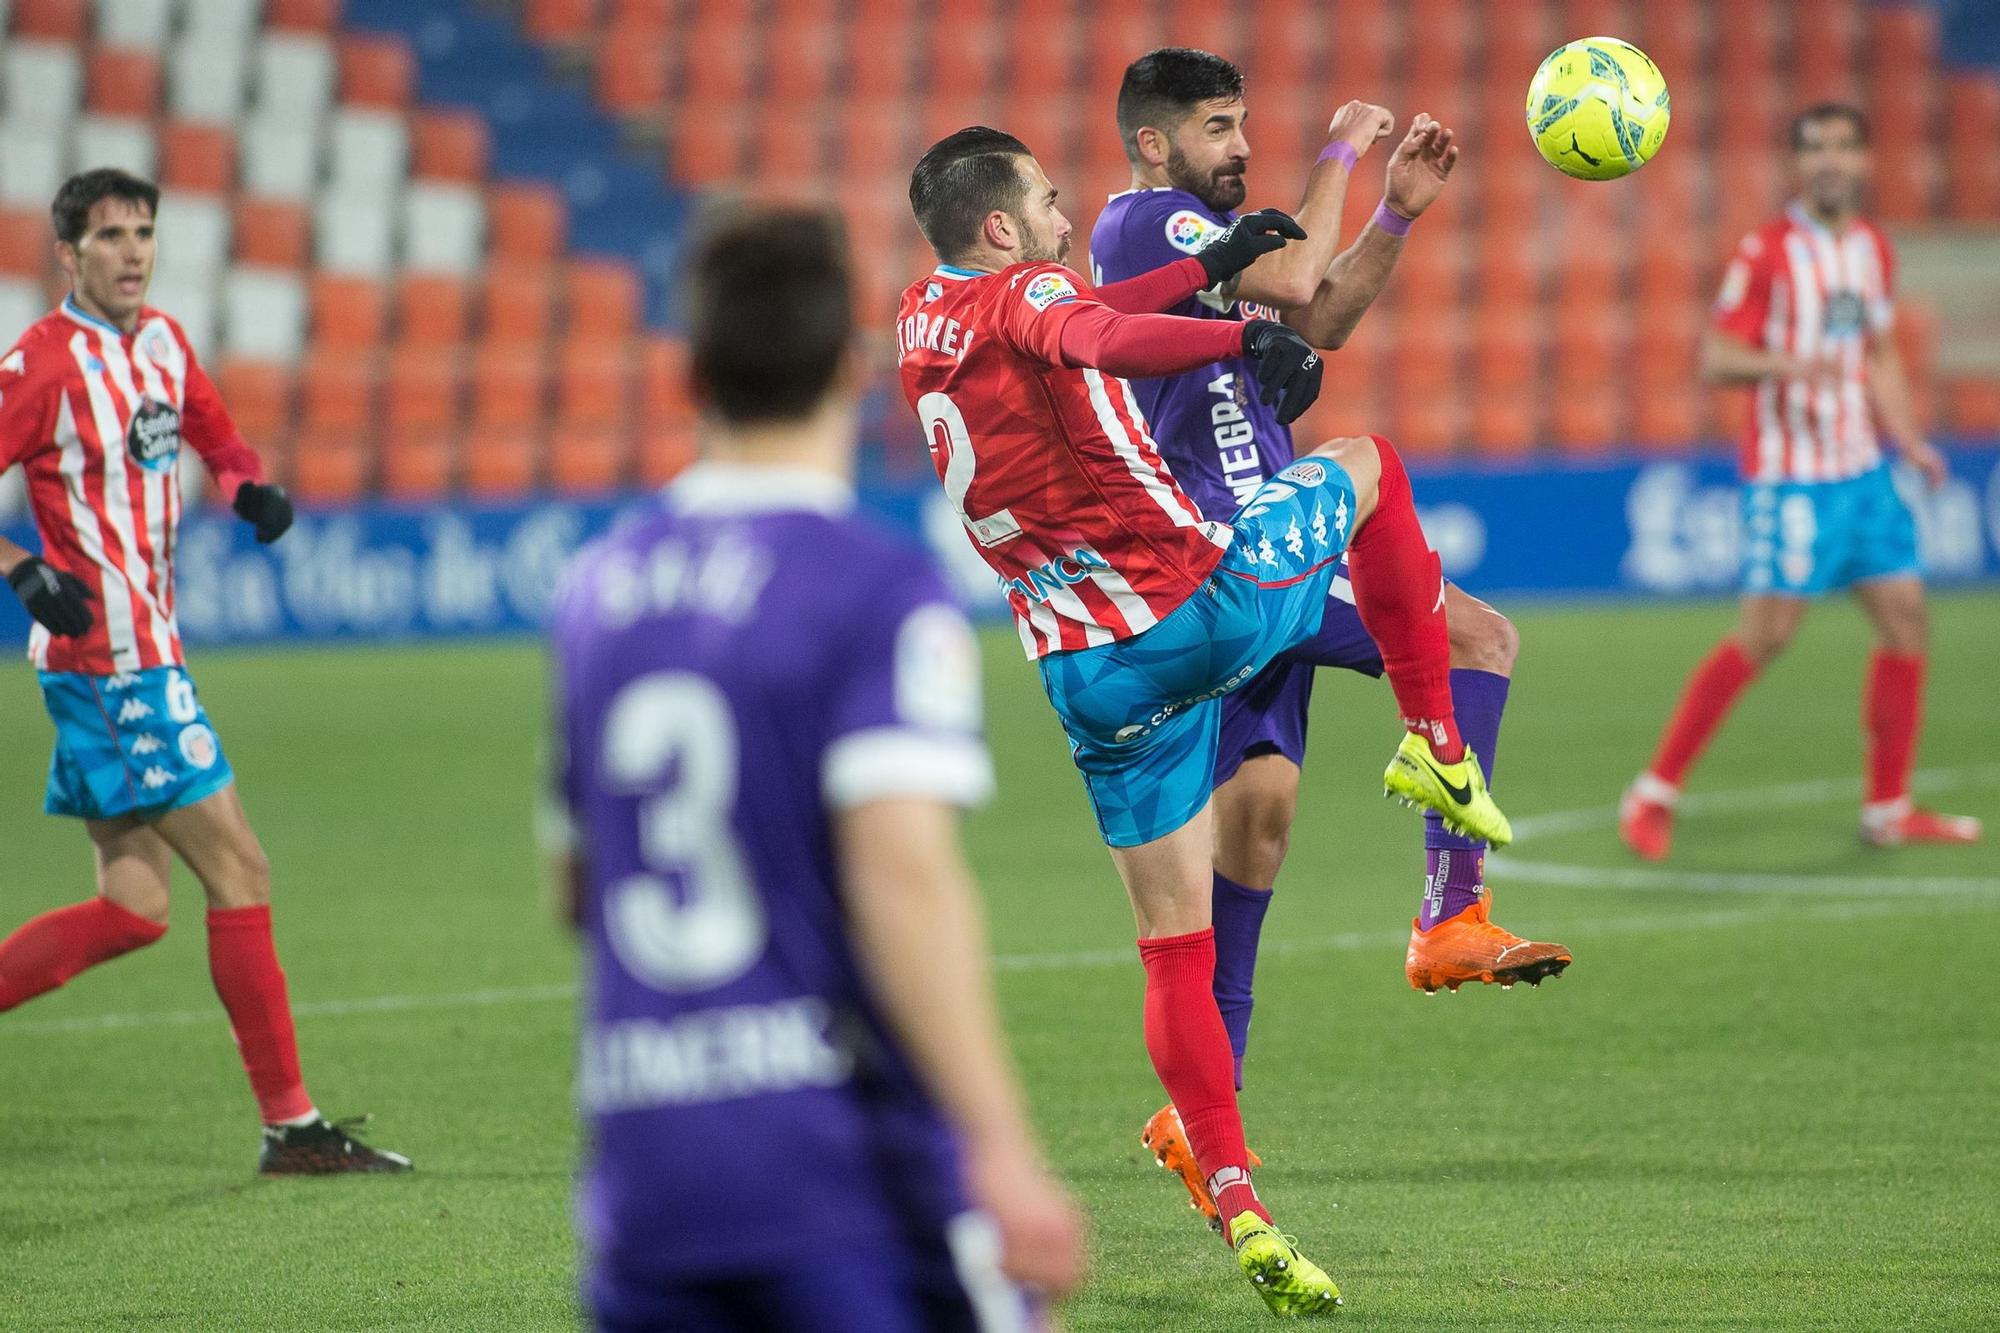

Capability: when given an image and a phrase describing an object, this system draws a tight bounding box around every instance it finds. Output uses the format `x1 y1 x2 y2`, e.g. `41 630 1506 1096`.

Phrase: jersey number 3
918 391 1022 548
600 673 766 992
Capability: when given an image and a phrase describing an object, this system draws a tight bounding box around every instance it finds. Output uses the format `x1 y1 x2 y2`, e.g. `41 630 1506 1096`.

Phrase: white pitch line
6 896 1993 1040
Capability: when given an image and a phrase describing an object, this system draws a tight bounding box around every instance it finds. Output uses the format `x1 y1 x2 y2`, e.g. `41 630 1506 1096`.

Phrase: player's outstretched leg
1318 435 1509 846
0 897 165 1011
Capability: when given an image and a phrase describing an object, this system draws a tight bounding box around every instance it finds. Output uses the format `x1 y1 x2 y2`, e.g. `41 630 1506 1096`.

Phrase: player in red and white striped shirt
0 169 408 1173
1621 104 1980 856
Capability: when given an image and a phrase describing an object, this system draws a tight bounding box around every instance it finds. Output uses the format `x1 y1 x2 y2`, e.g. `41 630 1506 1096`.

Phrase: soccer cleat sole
1409 952 1572 994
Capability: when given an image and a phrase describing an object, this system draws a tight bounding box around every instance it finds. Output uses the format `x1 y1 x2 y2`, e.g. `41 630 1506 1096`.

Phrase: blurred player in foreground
900 127 1509 1316
547 208 1083 1332
1095 48 1570 1030
1620 104 1981 857
0 168 408 1174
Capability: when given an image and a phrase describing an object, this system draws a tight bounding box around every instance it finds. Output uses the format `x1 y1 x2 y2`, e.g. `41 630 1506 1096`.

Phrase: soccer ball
1525 37 1671 180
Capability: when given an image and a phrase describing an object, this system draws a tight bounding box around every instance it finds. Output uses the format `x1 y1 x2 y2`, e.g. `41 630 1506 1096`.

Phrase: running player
548 208 1082 1332
1619 104 1981 857
0 169 407 1174
1090 52 1571 1083
901 126 1509 1315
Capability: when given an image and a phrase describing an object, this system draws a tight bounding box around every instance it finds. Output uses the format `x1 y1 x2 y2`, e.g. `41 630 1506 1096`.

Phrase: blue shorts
39 666 234 820
1039 458 1358 847
1741 463 1921 596
1214 564 1388 784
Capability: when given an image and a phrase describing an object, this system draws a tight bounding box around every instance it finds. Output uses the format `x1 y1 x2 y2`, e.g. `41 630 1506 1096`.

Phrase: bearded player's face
1164 98 1251 214
1008 157 1073 265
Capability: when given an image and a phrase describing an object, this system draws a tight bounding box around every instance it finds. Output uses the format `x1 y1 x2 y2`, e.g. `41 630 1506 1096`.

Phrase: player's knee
1738 624 1796 665
111 891 171 929
1450 606 1519 675
1879 602 1929 653
1217 791 1296 888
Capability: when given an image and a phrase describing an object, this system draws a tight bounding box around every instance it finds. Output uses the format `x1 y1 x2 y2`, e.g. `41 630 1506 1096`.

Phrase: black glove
1195 208 1307 287
1240 319 1324 425
8 556 94 637
233 481 294 544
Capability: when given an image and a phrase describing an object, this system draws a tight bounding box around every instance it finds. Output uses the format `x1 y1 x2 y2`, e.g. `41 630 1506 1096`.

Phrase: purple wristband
1317 140 1358 170
1372 200 1414 237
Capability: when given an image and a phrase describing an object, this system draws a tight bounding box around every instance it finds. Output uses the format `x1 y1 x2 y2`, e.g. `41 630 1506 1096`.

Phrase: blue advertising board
3 443 1997 650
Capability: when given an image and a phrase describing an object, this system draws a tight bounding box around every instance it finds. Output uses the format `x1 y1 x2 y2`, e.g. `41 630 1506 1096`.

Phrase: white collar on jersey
665 461 855 517
932 263 984 280
60 295 128 337
1103 186 1172 201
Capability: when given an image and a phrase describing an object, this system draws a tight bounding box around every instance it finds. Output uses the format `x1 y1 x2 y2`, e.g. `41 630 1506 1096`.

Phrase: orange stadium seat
215 359 294 444
289 427 373 505
309 273 387 348
1468 389 1540 458
1944 76 2000 220
1943 379 2000 435
752 101 829 190
380 426 455 501
232 199 311 269
0 209 50 276
558 339 634 427
1006 5 1077 100
1389 386 1467 457
300 352 379 431
1632 386 1703 451
411 111 490 182
549 425 630 494
339 35 415 110
264 0 341 34
384 348 462 430
480 265 558 346
1086 13 1166 103
1549 384 1624 454
566 262 641 341
610 0 674 26
488 184 568 263
925 10 999 102
639 335 692 420
11 0 86 41
1798 5 1863 103
597 26 671 117
769 21 837 104
160 122 236 192
671 119 745 187
683 10 755 107
1164 7 1238 55
839 102 909 180
524 0 598 45
846 17 914 98
463 424 542 496
1631 5 1700 87
86 47 162 118
397 273 471 346
471 343 550 427
1867 5 1937 83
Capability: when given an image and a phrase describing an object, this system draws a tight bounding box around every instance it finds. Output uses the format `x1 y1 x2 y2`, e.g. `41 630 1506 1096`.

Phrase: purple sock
1210 871 1271 1090
1420 668 1511 930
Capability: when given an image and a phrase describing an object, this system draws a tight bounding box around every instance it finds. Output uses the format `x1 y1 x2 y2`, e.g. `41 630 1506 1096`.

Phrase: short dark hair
51 167 159 246
908 126 1034 261
685 207 852 425
1116 48 1246 164
1790 102 1869 151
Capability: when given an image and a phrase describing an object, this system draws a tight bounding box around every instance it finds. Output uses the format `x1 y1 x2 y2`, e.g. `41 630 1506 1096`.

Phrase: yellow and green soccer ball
1526 37 1671 180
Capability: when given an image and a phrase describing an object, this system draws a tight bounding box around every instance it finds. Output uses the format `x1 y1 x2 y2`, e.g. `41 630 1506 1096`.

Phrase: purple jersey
1090 187 1295 520
547 462 995 1293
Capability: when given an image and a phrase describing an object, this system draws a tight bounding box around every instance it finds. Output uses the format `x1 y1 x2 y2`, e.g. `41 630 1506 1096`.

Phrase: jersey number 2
600 673 766 992
917 391 1022 548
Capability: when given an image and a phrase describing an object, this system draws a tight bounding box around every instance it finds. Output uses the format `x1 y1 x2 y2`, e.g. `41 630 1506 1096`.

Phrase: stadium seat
265 0 340 34
1164 5 1238 54
12 0 85 42
845 16 913 98
309 272 387 348
3 40 82 129
479 264 557 346
221 265 308 362
238 116 322 200
327 109 411 200
380 424 455 500
524 0 597 45
86 46 161 118
167 31 250 125
396 272 470 345
214 357 295 443
384 346 461 429
160 121 236 192
402 182 486 275
0 208 49 276
411 110 489 183
549 424 630 494
253 32 336 124
682 10 755 107
299 349 378 430
0 276 47 343
182 0 264 42
463 423 541 495
0 123 66 206
232 197 309 268
1944 76 2000 220
839 102 909 180
1469 391 1540 457
470 342 550 426
73 116 157 179
595 25 670 118
96 0 174 50
557 338 633 428
1549 384 1624 453
1632 386 1704 451
751 101 829 191
338 34 414 108
637 421 697 485
153 191 231 287
1943 378 2000 434
314 193 398 276
146 276 217 354
638 334 691 418
769 20 837 104
566 261 641 341
670 120 745 188
288 424 372 504
1388 386 1467 456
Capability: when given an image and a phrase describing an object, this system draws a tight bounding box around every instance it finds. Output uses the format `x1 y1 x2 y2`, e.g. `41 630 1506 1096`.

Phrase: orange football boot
1406 893 1573 993
1862 804 1983 847
1140 1104 1260 1232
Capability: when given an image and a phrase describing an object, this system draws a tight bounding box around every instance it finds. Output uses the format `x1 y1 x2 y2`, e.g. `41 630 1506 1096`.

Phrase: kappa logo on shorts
1278 460 1327 488
1023 272 1079 312
177 723 219 771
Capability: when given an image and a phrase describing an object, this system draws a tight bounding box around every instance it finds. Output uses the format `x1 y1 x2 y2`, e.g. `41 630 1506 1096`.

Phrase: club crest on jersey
126 399 182 472
1023 272 1078 312
1278 459 1327 488
141 327 174 364
177 723 219 770
1165 210 1215 254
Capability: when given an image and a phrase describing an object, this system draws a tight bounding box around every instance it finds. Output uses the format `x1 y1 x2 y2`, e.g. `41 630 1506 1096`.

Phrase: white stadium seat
0 117 69 205
144 275 217 357
326 109 409 200
73 115 159 180
151 191 231 289
180 0 261 43
402 182 486 276
168 30 249 124
239 115 322 200
0 275 43 349
253 33 335 124
222 264 307 363
96 0 178 50
314 192 397 276
3 41 83 131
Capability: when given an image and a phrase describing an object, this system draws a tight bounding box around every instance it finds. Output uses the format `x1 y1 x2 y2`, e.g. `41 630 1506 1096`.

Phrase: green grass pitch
3 592 1997 1330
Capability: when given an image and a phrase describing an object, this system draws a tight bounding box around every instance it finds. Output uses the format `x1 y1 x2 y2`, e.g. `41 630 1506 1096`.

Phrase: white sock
271 1107 321 1129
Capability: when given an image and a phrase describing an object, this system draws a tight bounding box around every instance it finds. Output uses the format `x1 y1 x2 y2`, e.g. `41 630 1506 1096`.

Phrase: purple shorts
1214 563 1384 784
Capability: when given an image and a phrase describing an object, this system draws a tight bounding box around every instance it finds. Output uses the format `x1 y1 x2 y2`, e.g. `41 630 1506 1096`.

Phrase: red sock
0 898 166 1012
207 905 314 1124
1865 649 1925 805
1346 436 1461 761
1649 639 1760 787
1136 929 1269 1235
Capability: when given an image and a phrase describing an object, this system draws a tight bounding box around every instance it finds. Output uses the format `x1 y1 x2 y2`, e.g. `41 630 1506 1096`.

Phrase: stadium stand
0 0 1992 502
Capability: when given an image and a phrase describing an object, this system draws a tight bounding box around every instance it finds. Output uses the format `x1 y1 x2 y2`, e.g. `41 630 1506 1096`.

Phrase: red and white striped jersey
0 299 265 674
1712 205 1895 484
896 261 1231 659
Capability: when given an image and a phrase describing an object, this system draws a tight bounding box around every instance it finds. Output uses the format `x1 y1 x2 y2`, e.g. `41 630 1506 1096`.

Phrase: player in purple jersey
1089 50 1571 1126
544 211 1082 1332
